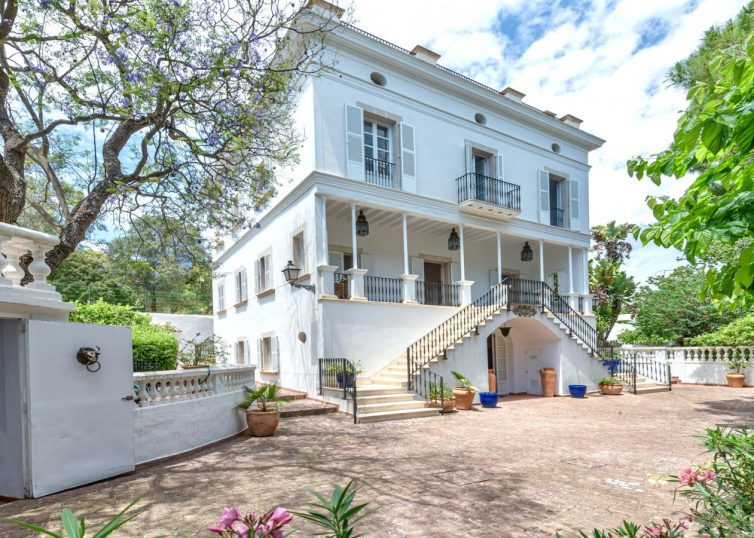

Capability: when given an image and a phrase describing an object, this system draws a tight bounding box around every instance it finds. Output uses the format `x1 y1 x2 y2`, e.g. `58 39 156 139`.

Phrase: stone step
340 384 404 396
280 399 338 418
635 385 671 395
358 400 428 413
371 377 408 388
357 407 440 424
356 393 419 404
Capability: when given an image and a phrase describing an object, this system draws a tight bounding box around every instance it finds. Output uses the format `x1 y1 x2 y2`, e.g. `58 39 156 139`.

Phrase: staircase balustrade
318 357 358 423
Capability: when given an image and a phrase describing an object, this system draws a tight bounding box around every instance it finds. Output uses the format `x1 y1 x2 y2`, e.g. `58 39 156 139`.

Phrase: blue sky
350 0 747 282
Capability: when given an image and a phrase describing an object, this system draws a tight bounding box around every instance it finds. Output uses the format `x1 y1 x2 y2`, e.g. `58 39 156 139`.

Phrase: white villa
213 2 610 422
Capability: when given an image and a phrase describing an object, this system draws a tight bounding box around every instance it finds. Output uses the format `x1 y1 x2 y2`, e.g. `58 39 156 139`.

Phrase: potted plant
180 334 228 369
236 383 292 437
726 357 748 388
335 275 349 299
428 382 456 412
451 370 477 410
597 377 623 395
324 361 363 388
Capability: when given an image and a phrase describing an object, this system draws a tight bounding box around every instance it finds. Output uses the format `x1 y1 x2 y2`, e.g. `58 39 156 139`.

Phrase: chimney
500 87 526 103
306 0 345 19
559 114 583 129
543 110 557 118
410 45 441 65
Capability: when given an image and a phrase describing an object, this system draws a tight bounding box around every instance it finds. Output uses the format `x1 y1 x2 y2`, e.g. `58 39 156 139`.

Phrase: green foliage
291 480 371 538
71 300 177 371
49 250 139 305
597 377 621 386
689 314 754 346
627 27 754 309
236 384 291 413
70 300 152 328
178 334 229 366
0 498 145 537
618 267 734 346
450 371 477 391
589 222 637 343
132 325 179 371
429 382 453 400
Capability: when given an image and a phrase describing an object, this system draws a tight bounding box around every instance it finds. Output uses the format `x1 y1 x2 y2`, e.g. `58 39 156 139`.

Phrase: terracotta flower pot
540 368 557 397
726 373 746 388
245 409 280 436
453 388 475 410
598 383 623 396
429 397 456 413
671 376 680 385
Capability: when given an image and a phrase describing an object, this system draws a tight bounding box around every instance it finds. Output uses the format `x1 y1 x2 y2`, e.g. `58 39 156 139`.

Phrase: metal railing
456 173 521 211
550 207 564 227
365 157 395 188
410 369 447 413
334 272 350 299
318 358 358 424
364 275 402 303
611 355 671 394
416 281 461 306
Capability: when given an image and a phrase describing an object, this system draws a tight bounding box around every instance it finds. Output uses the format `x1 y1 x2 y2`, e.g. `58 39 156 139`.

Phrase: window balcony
456 173 521 220
365 157 396 189
550 207 564 228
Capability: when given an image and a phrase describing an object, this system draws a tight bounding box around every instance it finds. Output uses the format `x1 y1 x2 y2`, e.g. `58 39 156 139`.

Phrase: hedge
71 300 178 371
689 314 754 347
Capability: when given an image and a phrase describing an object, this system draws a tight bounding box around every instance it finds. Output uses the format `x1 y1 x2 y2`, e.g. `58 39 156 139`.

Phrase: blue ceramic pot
568 384 587 398
479 391 499 408
336 373 355 388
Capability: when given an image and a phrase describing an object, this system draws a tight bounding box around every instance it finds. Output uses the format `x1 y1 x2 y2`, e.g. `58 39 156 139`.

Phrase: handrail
365 156 395 188
416 280 460 306
364 274 402 303
612 355 671 394
456 173 521 211
318 357 358 424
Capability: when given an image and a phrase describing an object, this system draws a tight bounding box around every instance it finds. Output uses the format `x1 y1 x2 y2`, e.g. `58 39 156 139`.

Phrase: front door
525 348 543 395
423 262 444 305
494 333 509 394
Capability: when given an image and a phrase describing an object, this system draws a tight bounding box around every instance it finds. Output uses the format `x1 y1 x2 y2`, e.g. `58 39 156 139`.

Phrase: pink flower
218 507 243 529
678 467 695 486
268 508 293 527
234 522 249 536
646 526 663 537
207 526 227 535
679 520 689 530
702 470 716 482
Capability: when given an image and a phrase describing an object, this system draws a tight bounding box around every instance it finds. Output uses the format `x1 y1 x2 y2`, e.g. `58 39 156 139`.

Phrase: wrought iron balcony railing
456 173 521 211
365 157 395 188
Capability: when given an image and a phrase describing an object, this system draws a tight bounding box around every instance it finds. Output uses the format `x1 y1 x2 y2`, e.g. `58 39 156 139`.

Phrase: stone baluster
0 233 14 287
3 240 28 287
26 244 56 292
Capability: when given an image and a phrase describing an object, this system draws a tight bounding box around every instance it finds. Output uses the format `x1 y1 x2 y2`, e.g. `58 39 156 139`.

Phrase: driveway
1 385 752 537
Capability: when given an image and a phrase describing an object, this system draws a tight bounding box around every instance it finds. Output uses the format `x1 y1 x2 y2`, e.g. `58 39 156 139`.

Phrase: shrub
71 300 151 328
132 325 178 371
689 314 754 346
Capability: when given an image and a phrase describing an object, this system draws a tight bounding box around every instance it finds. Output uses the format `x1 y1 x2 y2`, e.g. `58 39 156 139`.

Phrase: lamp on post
282 260 315 293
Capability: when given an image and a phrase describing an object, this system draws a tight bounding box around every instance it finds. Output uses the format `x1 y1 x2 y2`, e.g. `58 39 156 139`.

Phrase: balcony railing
550 207 564 227
365 275 402 303
365 157 395 188
416 281 460 307
456 173 521 211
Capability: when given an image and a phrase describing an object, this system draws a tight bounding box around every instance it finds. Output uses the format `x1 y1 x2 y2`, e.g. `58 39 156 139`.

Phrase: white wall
149 313 213 342
134 391 247 464
0 320 25 498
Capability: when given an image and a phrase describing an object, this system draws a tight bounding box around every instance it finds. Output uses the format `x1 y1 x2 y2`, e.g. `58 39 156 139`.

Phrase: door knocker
77 346 102 372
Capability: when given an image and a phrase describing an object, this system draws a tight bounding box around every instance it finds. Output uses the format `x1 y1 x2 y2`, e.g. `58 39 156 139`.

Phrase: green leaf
61 509 82 538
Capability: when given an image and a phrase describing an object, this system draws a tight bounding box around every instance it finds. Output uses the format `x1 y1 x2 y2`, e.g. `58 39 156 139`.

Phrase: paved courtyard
1 384 753 537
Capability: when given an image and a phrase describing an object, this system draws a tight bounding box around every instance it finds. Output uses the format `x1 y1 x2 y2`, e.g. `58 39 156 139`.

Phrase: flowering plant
209 507 293 538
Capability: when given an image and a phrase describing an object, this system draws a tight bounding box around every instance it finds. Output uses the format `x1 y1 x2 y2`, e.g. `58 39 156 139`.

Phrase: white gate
25 320 135 497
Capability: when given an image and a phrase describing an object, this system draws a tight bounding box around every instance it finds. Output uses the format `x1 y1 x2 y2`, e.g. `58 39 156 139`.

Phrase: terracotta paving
1 385 753 537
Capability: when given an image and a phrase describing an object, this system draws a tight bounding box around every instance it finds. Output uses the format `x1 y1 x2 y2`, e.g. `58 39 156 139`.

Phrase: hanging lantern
282 260 301 284
448 228 460 251
356 210 369 236
520 241 533 262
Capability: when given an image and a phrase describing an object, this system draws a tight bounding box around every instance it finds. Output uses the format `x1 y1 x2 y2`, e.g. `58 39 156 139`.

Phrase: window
549 174 565 227
364 119 394 187
328 250 358 272
217 280 226 312
235 339 249 364
258 336 279 372
234 268 248 304
292 232 306 273
255 252 272 294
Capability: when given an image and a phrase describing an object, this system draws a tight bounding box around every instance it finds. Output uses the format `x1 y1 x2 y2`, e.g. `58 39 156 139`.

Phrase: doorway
493 332 509 394
423 261 444 305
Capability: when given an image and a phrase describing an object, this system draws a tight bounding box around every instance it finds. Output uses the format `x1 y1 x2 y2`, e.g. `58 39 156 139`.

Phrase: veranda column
458 223 474 306
538 240 545 282
346 202 367 300
400 213 418 303
582 248 593 314
315 195 337 299
496 232 502 283
567 245 578 310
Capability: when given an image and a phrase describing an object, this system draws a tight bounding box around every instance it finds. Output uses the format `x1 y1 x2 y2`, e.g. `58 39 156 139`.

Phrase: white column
568 245 574 294
315 195 328 266
402 213 409 275
496 232 502 283
350 202 358 270
459 223 465 282
538 240 544 282
582 248 589 293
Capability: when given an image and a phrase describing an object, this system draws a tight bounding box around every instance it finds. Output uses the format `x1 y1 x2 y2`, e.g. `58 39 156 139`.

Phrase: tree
48 248 139 305
628 16 754 308
589 221 637 342
619 266 734 346
0 0 333 271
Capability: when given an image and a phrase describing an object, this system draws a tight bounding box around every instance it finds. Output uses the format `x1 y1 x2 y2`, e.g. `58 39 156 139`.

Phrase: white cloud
349 0 747 281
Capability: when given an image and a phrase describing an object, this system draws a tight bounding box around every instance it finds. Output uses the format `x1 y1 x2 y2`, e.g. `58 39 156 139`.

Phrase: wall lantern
520 241 533 262
499 327 511 337
448 228 460 251
282 260 315 293
356 210 369 237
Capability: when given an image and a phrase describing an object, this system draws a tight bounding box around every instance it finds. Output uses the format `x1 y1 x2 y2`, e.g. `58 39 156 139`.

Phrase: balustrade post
25 245 57 293
317 265 338 299
401 274 419 303
345 268 368 301
3 240 29 287
458 280 474 306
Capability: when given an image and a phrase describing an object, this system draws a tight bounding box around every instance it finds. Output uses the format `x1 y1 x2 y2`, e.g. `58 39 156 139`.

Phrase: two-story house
213 2 609 422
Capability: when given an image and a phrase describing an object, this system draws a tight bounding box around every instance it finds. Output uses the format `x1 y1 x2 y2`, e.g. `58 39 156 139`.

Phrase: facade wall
0 320 25 498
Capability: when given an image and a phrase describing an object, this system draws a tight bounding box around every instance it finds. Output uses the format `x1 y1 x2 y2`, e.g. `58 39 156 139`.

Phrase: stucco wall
0 319 25 498
134 391 247 465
